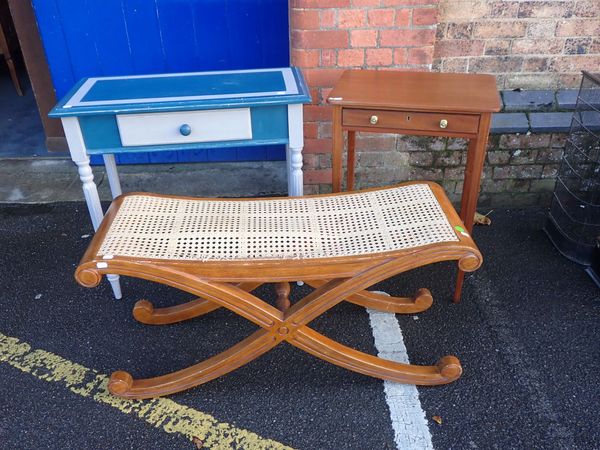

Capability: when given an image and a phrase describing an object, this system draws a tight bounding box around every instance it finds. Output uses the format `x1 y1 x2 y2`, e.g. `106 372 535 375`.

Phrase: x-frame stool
75 182 482 399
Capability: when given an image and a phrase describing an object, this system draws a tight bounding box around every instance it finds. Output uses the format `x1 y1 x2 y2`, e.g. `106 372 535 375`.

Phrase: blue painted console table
50 67 310 299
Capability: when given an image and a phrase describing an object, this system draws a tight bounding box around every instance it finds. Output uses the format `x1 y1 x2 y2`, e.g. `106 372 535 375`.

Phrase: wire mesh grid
547 71 600 264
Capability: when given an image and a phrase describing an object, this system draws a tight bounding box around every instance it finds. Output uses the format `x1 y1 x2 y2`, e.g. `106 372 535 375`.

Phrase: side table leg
62 117 122 300
454 113 492 303
347 131 356 191
75 158 122 299
332 106 343 192
288 145 304 196
103 154 122 198
287 104 304 196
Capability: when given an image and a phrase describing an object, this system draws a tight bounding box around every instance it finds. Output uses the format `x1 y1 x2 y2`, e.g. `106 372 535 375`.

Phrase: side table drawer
116 108 252 147
343 109 480 134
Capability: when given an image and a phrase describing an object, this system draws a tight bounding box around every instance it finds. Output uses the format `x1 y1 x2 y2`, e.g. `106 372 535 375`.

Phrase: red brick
408 46 434 65
303 153 320 169
338 9 367 28
433 40 485 58
352 0 381 6
368 9 395 27
320 10 337 28
304 105 334 122
309 87 319 104
319 121 332 138
338 48 365 66
303 68 344 87
412 7 438 26
304 168 333 184
350 29 378 47
304 138 332 153
292 30 349 49
290 9 320 30
380 29 436 47
382 0 438 5
395 9 411 27
394 48 408 64
304 122 318 139
321 49 337 67
291 49 320 68
366 48 393 65
321 88 334 102
291 0 350 7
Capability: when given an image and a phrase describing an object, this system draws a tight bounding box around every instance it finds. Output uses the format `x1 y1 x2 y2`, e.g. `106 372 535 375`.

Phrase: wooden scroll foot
133 298 220 325
132 282 263 325
108 329 277 399
290 327 462 386
306 280 433 314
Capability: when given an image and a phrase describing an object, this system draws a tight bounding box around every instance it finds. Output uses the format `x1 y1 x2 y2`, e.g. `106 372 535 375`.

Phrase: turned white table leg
103 154 122 198
101 154 123 298
62 117 122 299
287 103 304 197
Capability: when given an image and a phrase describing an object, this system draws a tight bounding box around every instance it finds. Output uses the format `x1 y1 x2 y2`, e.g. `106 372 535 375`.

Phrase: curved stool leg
306 280 433 314
132 282 264 325
108 329 278 399
290 327 462 385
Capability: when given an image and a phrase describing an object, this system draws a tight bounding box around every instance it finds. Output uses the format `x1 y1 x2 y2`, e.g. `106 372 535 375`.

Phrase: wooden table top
328 70 501 113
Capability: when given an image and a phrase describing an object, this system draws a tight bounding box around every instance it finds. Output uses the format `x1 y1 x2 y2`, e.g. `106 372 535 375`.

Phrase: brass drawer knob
439 119 448 129
370 115 379 125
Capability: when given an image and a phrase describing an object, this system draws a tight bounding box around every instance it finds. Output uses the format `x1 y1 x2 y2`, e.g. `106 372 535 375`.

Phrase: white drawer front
116 108 252 147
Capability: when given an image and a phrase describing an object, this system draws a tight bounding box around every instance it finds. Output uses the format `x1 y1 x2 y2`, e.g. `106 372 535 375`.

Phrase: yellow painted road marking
0 331 293 450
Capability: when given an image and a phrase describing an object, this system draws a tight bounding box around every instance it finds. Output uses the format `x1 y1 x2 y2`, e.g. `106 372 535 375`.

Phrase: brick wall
290 0 595 206
290 0 440 194
434 0 600 89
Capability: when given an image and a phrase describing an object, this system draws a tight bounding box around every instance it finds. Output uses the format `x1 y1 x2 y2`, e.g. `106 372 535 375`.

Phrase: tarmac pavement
0 201 598 449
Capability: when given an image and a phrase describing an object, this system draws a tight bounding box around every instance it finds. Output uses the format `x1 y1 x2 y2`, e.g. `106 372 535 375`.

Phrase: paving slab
557 90 579 110
529 112 573 133
502 90 555 111
490 113 530 134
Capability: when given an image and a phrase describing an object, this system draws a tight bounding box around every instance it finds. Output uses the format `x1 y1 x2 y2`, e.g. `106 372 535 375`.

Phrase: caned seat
76 181 483 399
98 183 459 262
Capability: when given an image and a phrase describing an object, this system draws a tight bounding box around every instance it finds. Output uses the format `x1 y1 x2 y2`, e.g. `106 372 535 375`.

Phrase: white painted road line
368 309 434 450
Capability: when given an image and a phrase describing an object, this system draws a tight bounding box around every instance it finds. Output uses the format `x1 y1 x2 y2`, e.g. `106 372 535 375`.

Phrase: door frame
7 0 66 152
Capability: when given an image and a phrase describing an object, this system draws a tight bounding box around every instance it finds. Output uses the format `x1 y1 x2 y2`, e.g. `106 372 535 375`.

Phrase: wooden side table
328 70 500 302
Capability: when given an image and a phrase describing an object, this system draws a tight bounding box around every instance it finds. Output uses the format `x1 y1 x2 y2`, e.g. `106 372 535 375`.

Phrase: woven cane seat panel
98 184 459 261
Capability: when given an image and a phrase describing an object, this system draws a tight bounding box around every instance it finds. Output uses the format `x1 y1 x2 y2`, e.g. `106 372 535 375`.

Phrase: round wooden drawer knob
370 115 379 125
179 124 192 136
439 119 448 129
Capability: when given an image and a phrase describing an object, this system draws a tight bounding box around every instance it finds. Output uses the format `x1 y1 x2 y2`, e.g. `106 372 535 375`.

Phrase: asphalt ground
0 202 599 449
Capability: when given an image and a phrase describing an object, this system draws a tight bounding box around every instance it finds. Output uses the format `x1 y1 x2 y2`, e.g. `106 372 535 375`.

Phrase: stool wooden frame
75 182 482 399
